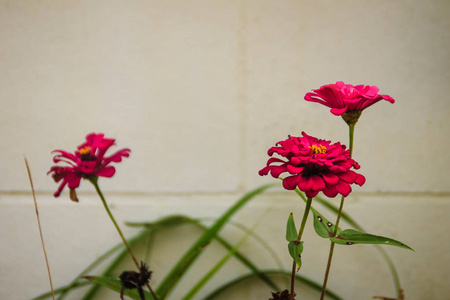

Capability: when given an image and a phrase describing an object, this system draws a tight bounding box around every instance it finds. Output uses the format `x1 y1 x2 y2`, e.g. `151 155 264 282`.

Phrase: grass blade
56 241 124 299
129 215 281 292
181 218 259 300
32 282 91 300
155 183 276 299
201 270 343 300
83 276 155 300
81 229 153 300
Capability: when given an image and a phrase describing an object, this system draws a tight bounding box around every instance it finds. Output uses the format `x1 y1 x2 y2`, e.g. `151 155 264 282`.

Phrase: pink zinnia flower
259 132 365 198
304 81 395 116
48 133 131 201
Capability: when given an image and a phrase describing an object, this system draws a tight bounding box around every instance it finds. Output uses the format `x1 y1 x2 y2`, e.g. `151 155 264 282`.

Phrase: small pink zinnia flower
48 133 130 201
304 81 395 117
259 132 365 198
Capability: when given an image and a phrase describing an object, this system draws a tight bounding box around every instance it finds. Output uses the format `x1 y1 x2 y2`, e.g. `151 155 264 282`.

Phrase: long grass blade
33 282 92 300
56 241 124 299
201 270 343 300
32 229 153 300
129 215 280 292
155 183 276 299
200 219 285 271
83 276 155 300
81 229 153 300
182 217 259 300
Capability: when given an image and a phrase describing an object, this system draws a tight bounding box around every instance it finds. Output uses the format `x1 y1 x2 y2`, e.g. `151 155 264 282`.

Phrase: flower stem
319 195 345 300
290 196 313 300
319 124 355 300
348 123 355 157
89 178 159 300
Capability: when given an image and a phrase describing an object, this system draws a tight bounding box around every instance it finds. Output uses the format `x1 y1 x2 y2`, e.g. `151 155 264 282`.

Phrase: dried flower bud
269 289 295 300
119 262 152 300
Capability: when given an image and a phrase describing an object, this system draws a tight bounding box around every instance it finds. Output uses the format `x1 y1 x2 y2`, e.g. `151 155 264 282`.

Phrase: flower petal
322 186 338 198
97 166 116 177
270 165 287 178
355 173 366 186
282 175 302 190
322 173 339 185
103 148 131 164
336 181 352 197
286 164 305 174
305 190 319 198
330 107 348 116
309 175 325 191
67 174 82 189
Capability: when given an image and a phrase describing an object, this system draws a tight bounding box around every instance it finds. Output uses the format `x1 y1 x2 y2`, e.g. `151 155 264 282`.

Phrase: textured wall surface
1 1 449 299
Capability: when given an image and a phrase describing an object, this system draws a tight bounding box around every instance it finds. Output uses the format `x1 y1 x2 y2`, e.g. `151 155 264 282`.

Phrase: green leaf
286 213 298 242
293 187 408 298
311 206 413 250
155 183 276 299
311 207 341 238
288 241 303 269
314 195 360 229
331 229 414 250
83 276 155 300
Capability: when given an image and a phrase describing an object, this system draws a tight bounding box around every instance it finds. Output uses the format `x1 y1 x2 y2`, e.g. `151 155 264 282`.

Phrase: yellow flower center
78 146 92 156
310 144 327 155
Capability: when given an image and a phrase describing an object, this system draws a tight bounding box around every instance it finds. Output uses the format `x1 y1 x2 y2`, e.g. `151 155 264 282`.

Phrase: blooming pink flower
48 133 130 201
259 132 365 198
304 81 395 116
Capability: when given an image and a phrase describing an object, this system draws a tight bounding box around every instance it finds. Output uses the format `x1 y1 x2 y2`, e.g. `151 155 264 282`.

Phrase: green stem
297 197 313 242
319 124 355 300
348 123 355 157
290 197 313 300
319 195 345 300
88 178 159 300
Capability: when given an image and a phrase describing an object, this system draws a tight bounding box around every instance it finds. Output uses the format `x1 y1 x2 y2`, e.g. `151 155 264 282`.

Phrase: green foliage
83 276 155 300
201 270 343 300
155 183 275 299
310 207 341 238
292 187 409 297
288 241 304 269
311 207 413 250
286 212 304 268
285 213 298 242
331 229 414 250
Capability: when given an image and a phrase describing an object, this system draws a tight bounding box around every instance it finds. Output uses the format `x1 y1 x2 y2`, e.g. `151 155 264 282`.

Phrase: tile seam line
236 0 248 194
1 191 450 197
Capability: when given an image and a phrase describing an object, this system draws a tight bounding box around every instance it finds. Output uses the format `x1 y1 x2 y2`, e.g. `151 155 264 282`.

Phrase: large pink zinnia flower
304 81 395 117
48 133 131 201
259 132 365 198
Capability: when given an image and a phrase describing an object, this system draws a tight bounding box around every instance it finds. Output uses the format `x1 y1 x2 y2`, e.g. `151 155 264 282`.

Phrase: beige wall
1 1 449 299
